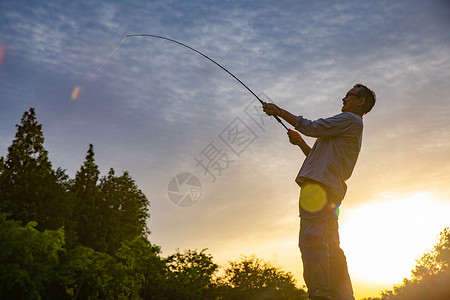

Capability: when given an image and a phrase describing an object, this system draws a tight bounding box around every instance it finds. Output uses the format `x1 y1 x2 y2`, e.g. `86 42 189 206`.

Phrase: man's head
341 83 376 116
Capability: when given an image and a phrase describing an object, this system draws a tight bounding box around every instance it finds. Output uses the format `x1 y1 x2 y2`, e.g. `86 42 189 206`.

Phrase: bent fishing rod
122 34 289 131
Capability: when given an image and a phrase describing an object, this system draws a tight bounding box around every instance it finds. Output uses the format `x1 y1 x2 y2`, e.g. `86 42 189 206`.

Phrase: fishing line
81 35 128 89
83 34 289 131
0 38 130 187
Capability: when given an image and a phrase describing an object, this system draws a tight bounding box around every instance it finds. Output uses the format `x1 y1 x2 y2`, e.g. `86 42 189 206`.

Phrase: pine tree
72 144 102 249
99 168 150 254
0 108 73 230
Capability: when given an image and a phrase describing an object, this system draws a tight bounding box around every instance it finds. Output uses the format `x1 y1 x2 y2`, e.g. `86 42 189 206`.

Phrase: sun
338 191 450 285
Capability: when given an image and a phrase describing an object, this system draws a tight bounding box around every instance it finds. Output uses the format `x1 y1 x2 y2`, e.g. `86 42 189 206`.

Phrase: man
262 84 376 300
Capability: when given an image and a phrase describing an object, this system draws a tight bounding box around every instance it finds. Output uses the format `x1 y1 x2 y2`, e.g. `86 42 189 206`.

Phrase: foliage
0 108 312 299
60 245 130 300
219 254 308 300
98 168 150 254
363 227 450 300
162 249 219 300
115 237 165 299
0 214 65 299
71 144 102 250
0 214 166 300
71 145 150 254
0 108 74 231
412 227 449 280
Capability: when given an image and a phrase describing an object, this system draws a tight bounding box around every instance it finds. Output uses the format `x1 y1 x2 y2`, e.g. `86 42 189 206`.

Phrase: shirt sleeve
295 112 362 138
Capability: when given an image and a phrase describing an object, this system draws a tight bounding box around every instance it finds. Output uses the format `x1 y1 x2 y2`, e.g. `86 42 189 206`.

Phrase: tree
412 227 449 280
60 245 128 300
163 249 219 300
0 213 65 299
98 168 150 254
0 108 160 298
0 156 5 181
219 255 308 300
0 108 74 230
366 227 450 300
115 237 166 299
71 147 150 254
71 144 102 249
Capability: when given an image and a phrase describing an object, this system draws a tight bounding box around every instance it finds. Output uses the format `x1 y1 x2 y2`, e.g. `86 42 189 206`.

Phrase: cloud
2 0 449 186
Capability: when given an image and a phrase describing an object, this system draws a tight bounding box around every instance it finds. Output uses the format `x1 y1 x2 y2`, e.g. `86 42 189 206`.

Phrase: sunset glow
339 191 450 297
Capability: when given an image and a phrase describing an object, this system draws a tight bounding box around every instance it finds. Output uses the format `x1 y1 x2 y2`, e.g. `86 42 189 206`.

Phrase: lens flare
333 202 340 218
71 86 81 100
299 183 327 213
0 44 5 65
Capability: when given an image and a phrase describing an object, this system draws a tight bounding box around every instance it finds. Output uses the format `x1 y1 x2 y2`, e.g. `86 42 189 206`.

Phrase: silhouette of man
263 84 376 300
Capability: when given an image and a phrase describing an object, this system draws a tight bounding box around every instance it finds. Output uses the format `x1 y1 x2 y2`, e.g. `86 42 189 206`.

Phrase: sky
1 0 450 298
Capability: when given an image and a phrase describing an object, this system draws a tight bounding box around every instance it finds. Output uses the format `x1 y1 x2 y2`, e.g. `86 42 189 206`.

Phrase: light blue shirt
295 112 363 201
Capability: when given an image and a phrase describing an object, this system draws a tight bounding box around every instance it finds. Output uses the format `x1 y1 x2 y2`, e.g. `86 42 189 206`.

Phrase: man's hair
354 83 376 114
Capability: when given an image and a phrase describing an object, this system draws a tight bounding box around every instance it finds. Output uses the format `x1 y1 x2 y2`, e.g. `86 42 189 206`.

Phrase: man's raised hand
262 102 282 116
287 129 303 145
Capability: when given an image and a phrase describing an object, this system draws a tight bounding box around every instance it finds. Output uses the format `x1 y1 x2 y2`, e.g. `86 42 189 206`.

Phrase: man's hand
288 129 311 157
262 102 282 116
262 102 298 128
287 129 303 145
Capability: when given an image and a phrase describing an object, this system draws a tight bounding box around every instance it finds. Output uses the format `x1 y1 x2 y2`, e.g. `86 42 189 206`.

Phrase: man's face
341 87 362 113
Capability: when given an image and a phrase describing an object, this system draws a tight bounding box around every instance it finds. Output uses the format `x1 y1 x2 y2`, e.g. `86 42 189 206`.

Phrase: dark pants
299 183 354 300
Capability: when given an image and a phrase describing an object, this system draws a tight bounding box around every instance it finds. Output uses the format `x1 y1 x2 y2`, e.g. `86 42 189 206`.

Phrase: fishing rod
124 34 289 131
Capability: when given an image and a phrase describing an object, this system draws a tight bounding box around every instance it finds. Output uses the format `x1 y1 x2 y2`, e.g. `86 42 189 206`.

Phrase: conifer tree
0 108 73 230
72 144 102 249
98 168 150 254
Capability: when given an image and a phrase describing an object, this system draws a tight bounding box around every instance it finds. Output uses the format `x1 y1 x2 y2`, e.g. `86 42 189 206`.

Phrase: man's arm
262 103 298 127
288 129 311 157
262 102 311 156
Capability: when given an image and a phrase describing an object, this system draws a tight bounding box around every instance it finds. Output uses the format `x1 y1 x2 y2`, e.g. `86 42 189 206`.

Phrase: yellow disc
299 183 327 213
